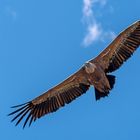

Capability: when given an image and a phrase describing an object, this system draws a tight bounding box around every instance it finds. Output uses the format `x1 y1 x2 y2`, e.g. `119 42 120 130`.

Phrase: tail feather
95 75 116 100
95 89 109 100
106 75 116 89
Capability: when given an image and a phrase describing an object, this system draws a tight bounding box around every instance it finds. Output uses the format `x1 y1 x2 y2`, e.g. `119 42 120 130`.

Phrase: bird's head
84 62 96 73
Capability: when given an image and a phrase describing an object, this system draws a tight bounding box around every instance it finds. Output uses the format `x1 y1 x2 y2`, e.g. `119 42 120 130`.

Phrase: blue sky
1 0 140 139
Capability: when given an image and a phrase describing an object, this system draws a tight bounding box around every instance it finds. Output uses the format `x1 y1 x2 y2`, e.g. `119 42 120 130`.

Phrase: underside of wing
92 20 140 73
8 69 90 128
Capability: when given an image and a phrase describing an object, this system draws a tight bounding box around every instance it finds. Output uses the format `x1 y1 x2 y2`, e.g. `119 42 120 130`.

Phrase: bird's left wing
90 20 140 73
9 68 90 128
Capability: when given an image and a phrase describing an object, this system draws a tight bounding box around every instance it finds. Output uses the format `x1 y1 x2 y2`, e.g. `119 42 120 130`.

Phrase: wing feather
91 20 140 72
8 69 90 128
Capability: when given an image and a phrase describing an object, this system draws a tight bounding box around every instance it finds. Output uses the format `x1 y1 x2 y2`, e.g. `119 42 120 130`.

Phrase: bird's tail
95 75 116 100
106 75 116 89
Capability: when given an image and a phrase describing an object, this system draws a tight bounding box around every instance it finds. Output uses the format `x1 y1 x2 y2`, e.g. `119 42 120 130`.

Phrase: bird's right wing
9 68 90 128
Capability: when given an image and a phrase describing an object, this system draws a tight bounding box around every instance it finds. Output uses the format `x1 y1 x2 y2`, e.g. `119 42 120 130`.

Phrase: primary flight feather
9 20 140 128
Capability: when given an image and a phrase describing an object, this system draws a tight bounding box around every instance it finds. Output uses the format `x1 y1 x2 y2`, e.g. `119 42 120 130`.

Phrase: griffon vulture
9 20 140 128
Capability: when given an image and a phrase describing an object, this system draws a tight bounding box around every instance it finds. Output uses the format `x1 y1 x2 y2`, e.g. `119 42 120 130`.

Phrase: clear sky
1 0 140 139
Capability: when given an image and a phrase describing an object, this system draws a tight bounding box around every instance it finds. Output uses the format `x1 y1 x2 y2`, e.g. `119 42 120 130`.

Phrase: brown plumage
9 20 140 128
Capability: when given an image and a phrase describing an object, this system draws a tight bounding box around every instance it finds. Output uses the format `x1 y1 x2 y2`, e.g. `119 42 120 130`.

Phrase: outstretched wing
91 20 140 73
9 68 90 128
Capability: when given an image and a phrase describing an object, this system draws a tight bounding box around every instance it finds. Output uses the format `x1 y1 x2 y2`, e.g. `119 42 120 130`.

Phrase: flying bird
9 20 140 128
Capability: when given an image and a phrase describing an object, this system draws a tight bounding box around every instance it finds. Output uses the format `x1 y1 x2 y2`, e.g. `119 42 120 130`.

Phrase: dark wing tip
10 102 29 108
8 102 35 128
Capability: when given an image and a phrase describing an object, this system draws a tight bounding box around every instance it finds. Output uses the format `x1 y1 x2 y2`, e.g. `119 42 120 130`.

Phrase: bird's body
85 61 111 93
9 20 140 128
